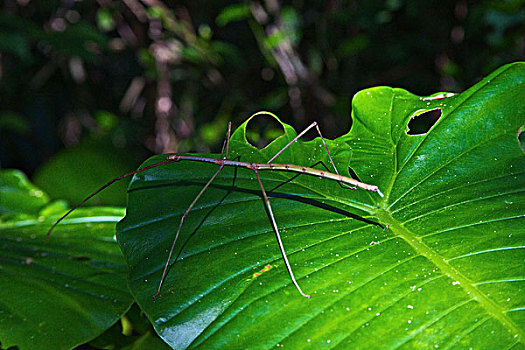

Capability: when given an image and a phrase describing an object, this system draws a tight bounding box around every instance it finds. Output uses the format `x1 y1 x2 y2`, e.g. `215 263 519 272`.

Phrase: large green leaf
118 62 524 349
0 170 133 350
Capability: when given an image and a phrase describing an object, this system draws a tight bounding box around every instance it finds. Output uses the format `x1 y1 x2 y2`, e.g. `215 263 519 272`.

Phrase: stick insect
48 114 383 299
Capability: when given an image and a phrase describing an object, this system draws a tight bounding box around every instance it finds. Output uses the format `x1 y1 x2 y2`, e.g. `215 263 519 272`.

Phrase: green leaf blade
118 63 525 349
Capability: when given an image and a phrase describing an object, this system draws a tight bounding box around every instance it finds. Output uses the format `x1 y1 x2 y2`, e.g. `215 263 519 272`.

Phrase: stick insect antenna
153 122 232 298
46 159 177 239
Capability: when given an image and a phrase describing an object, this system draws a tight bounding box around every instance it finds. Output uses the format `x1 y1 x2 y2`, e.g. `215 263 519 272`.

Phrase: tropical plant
1 62 523 349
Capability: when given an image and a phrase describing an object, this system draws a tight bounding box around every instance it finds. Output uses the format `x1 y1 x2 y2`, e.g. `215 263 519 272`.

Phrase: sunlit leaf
118 63 524 349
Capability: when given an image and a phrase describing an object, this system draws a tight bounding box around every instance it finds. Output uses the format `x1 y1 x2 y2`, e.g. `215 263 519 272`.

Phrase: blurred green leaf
0 169 49 216
97 8 116 32
336 34 370 58
200 122 227 146
118 63 524 349
215 3 251 27
0 32 33 63
485 9 525 45
280 6 301 45
42 22 109 62
33 138 138 207
0 11 43 39
0 112 29 134
198 24 212 40
261 87 289 110
146 6 164 20
181 46 204 64
263 29 286 50
209 41 244 66
94 110 119 133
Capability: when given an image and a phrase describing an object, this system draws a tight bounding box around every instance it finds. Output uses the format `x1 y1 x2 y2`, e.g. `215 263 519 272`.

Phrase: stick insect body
48 118 383 299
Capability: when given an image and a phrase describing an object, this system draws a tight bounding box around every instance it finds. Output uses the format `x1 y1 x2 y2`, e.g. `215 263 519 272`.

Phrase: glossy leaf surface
118 63 524 349
0 170 133 350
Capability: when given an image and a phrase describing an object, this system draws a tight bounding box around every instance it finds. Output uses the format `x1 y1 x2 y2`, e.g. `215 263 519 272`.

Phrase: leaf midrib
375 208 523 342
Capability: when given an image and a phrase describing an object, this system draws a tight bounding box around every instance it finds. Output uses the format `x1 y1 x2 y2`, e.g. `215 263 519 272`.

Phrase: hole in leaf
519 126 525 153
407 108 442 135
246 114 284 149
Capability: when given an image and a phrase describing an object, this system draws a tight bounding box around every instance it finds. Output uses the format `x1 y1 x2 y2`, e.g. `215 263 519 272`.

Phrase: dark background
1 0 523 206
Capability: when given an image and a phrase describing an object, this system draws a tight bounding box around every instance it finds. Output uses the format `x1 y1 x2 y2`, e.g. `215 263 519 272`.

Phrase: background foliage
1 63 522 349
1 0 524 205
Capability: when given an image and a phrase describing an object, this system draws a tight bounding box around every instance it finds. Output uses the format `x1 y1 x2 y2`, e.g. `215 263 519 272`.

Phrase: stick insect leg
154 123 232 298
253 169 310 299
267 122 356 189
267 122 318 164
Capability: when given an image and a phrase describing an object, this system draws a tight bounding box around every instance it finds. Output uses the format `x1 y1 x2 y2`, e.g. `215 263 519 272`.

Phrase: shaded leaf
0 170 133 350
